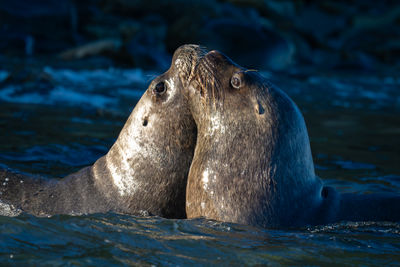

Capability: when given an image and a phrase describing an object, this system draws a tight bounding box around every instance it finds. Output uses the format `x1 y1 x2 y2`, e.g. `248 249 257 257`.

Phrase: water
0 66 399 265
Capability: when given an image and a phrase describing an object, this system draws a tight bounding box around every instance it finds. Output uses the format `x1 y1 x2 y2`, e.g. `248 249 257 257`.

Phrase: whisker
191 50 226 110
145 74 158 83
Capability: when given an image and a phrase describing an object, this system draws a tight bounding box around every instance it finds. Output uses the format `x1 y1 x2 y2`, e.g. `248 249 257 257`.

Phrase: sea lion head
96 45 206 218
186 49 322 227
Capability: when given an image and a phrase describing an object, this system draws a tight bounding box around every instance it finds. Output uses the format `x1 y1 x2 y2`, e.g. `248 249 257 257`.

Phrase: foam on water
0 67 152 109
0 69 399 265
0 213 398 265
43 67 148 90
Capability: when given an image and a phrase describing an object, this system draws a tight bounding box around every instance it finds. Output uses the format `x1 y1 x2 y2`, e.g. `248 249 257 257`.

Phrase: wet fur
185 50 400 228
0 45 203 218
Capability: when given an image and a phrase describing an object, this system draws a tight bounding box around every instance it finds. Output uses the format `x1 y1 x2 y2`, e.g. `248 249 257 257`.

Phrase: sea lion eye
231 73 242 89
153 81 166 95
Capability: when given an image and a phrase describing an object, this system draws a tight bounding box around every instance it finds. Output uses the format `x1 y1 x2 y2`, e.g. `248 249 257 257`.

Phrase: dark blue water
0 67 399 265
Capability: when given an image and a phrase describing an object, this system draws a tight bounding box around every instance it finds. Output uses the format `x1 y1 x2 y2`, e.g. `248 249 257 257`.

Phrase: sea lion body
0 45 204 218
0 167 107 216
185 49 400 227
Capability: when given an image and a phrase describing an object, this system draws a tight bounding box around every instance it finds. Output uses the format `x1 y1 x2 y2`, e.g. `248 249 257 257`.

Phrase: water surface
0 66 399 265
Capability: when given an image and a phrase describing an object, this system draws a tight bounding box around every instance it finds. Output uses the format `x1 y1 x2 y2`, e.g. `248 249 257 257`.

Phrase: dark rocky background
0 4 400 265
1 0 399 73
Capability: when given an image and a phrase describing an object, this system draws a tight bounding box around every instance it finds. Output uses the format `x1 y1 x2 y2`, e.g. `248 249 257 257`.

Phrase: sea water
0 66 399 266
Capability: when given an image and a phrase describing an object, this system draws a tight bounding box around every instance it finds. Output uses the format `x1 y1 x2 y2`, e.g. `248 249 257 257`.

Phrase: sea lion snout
171 44 207 86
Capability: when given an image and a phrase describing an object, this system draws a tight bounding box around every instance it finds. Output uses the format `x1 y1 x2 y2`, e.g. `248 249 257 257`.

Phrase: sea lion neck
87 45 201 218
186 49 323 226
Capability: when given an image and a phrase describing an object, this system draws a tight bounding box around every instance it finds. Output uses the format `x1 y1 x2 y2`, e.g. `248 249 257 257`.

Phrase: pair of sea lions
1 45 399 227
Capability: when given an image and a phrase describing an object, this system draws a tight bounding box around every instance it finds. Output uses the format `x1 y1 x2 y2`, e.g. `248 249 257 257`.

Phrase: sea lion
0 44 204 218
185 49 400 228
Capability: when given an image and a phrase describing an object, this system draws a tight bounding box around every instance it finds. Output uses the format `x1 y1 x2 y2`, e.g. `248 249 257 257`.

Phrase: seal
0 44 205 218
185 49 400 227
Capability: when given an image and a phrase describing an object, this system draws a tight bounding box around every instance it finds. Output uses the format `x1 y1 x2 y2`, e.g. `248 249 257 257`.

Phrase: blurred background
1 0 399 72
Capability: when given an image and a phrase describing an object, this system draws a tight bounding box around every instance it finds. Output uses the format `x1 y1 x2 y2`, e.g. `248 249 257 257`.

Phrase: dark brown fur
185 49 400 228
0 45 204 218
